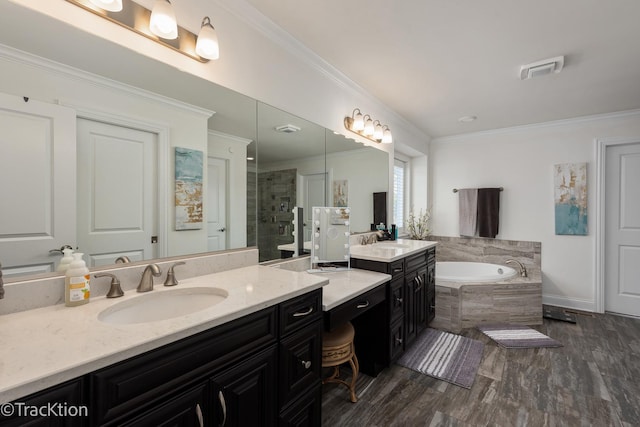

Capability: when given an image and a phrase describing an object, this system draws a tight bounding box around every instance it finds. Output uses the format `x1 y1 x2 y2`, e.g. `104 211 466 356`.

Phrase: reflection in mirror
310 207 351 271
256 102 326 262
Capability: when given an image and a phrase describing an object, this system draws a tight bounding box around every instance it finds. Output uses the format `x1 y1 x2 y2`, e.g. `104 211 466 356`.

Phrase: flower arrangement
406 209 431 240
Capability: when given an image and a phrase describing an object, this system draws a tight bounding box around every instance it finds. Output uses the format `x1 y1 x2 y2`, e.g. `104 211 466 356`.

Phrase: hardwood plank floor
321 308 640 426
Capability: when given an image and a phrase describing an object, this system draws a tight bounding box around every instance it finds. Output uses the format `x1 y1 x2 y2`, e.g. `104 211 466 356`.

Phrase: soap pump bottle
56 248 74 273
65 253 90 307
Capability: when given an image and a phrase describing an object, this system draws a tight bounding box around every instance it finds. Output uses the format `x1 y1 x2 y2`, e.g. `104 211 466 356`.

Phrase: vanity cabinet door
414 268 428 334
278 384 321 427
0 378 86 427
427 261 436 323
404 272 418 348
119 382 208 427
388 277 405 323
210 345 278 427
389 318 405 362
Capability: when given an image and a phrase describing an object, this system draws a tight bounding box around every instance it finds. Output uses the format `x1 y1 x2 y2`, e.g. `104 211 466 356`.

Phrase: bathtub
436 261 517 283
432 261 541 333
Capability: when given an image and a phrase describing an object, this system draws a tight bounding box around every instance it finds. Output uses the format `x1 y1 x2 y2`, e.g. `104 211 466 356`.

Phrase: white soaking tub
436 261 517 283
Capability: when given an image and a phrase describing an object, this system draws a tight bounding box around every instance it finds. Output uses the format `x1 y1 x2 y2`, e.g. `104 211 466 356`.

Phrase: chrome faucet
505 259 528 277
94 273 124 298
137 264 162 292
164 262 186 287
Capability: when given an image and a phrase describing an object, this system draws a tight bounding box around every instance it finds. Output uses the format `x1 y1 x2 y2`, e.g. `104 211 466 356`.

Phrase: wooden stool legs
322 322 359 403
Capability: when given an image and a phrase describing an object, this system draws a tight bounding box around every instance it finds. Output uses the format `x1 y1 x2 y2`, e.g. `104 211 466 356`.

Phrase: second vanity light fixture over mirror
344 109 393 144
68 0 220 62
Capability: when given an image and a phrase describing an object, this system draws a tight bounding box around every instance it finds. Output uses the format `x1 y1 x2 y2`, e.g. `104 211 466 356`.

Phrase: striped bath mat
397 328 484 389
477 323 563 348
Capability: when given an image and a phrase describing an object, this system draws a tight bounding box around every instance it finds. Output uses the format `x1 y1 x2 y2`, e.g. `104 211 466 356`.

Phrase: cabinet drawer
388 259 405 280
278 384 321 427
427 247 436 263
405 250 427 273
324 284 386 331
279 289 322 336
279 322 322 409
388 277 405 323
389 318 405 362
91 306 277 426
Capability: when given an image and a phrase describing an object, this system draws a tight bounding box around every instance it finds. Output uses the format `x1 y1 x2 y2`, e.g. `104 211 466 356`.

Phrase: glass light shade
150 0 178 40
352 111 364 131
89 0 123 11
382 128 393 144
196 18 219 60
373 122 383 140
364 117 374 136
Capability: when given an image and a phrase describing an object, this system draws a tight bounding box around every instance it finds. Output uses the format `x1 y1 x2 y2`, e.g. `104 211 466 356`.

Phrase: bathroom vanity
0 264 328 426
349 239 437 372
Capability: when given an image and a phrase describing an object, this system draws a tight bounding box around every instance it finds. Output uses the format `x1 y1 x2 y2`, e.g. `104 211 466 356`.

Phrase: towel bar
453 187 503 193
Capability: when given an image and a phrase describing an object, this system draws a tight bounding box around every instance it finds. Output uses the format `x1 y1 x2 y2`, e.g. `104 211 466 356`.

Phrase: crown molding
431 109 640 144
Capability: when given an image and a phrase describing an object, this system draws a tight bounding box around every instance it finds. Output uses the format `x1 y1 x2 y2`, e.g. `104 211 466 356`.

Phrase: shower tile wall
258 169 296 262
247 170 257 247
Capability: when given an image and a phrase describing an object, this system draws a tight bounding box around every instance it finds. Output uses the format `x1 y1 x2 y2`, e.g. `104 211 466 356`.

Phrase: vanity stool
322 321 359 403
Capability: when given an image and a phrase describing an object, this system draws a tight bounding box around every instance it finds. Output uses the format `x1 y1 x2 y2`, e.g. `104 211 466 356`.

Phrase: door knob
217 227 226 232
49 245 73 254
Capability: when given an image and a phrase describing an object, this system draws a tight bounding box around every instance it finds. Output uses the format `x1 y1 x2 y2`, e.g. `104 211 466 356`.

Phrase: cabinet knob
301 360 312 369
395 337 403 345
395 297 403 304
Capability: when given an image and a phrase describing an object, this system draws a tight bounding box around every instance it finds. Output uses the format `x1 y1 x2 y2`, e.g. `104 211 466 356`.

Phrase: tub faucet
137 264 162 292
505 259 527 277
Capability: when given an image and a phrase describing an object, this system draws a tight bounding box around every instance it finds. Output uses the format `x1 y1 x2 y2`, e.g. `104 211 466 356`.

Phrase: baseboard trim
542 294 598 313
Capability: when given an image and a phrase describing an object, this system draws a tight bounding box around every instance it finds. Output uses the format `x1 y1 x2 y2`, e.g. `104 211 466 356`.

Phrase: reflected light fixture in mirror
344 109 393 144
196 17 220 60
150 0 178 40
89 0 122 12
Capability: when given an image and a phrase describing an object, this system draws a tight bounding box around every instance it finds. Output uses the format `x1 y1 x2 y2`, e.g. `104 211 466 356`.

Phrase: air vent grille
519 56 565 80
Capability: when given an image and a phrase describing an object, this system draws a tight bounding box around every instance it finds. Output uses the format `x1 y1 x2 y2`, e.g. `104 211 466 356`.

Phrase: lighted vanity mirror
0 1 388 281
310 207 351 270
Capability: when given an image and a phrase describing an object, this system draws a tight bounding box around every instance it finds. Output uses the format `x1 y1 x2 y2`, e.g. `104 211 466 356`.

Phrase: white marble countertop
310 269 391 311
349 239 437 262
0 265 328 403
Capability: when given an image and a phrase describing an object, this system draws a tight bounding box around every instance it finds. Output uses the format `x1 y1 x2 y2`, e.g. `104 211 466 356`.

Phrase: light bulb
196 17 219 60
89 0 123 12
352 110 364 131
373 122 383 140
382 127 393 144
150 0 178 40
364 117 374 136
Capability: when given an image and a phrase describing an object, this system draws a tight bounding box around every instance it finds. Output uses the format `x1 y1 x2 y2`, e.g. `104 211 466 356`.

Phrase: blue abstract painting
554 162 588 235
175 147 203 230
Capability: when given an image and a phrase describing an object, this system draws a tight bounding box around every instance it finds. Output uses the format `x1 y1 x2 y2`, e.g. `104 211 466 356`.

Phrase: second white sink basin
374 243 411 249
98 287 228 325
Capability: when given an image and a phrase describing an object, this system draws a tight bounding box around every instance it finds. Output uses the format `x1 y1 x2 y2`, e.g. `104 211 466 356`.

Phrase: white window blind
393 159 406 227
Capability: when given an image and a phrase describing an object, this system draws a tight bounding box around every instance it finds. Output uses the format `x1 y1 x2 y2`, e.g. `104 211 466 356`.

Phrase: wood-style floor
321 308 640 426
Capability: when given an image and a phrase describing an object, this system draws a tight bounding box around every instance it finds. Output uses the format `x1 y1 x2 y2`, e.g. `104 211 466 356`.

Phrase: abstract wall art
333 179 348 207
554 162 588 235
175 147 203 230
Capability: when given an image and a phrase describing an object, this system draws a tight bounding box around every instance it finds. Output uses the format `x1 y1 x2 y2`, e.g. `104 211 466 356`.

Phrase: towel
477 188 501 238
458 188 478 237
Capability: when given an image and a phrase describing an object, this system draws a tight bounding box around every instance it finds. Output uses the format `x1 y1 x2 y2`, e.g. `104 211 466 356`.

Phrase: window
393 158 407 229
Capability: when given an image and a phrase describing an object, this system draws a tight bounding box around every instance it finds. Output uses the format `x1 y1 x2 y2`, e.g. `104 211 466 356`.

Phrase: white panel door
0 93 76 277
605 141 640 316
76 119 158 267
302 173 326 242
207 157 227 251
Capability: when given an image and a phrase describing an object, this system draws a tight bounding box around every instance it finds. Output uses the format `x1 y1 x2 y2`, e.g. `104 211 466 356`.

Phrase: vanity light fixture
195 17 219 60
344 109 393 144
65 0 219 62
149 0 178 40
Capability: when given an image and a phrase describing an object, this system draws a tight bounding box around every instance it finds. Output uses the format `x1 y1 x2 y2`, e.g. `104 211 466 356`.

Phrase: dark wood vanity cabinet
3 289 323 427
351 246 436 364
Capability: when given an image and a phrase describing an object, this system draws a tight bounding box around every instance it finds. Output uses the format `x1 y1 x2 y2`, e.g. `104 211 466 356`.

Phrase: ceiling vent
275 124 301 133
519 56 564 80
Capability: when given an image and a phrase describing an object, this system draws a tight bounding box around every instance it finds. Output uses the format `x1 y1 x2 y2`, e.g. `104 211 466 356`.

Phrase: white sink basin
374 243 411 249
98 287 228 325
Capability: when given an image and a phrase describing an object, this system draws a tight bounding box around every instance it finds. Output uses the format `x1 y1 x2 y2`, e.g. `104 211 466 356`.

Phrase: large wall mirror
0 1 388 280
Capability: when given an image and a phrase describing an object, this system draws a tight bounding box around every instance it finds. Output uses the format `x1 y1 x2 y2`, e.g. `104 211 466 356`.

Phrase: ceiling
244 0 640 138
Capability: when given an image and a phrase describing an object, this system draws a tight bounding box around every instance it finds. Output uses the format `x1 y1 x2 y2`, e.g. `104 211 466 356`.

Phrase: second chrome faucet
137 264 162 292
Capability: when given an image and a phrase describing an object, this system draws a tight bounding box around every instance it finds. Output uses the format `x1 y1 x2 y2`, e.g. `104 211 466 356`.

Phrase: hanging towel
477 188 501 238
458 188 478 237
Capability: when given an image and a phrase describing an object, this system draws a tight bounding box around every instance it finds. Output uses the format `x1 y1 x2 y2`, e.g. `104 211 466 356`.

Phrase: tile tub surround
428 236 542 333
0 263 329 403
0 247 259 316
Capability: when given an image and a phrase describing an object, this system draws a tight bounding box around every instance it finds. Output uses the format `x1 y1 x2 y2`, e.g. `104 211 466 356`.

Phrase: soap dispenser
65 253 90 307
56 248 74 272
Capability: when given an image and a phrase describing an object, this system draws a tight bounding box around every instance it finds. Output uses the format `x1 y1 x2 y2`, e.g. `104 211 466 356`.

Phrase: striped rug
397 328 484 389
477 323 563 348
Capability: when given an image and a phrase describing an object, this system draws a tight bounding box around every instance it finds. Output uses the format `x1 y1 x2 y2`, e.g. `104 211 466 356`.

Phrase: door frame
594 136 640 313
62 101 170 259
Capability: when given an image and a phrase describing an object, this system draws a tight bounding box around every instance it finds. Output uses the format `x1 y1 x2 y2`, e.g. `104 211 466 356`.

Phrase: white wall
0 51 212 258
430 111 640 311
